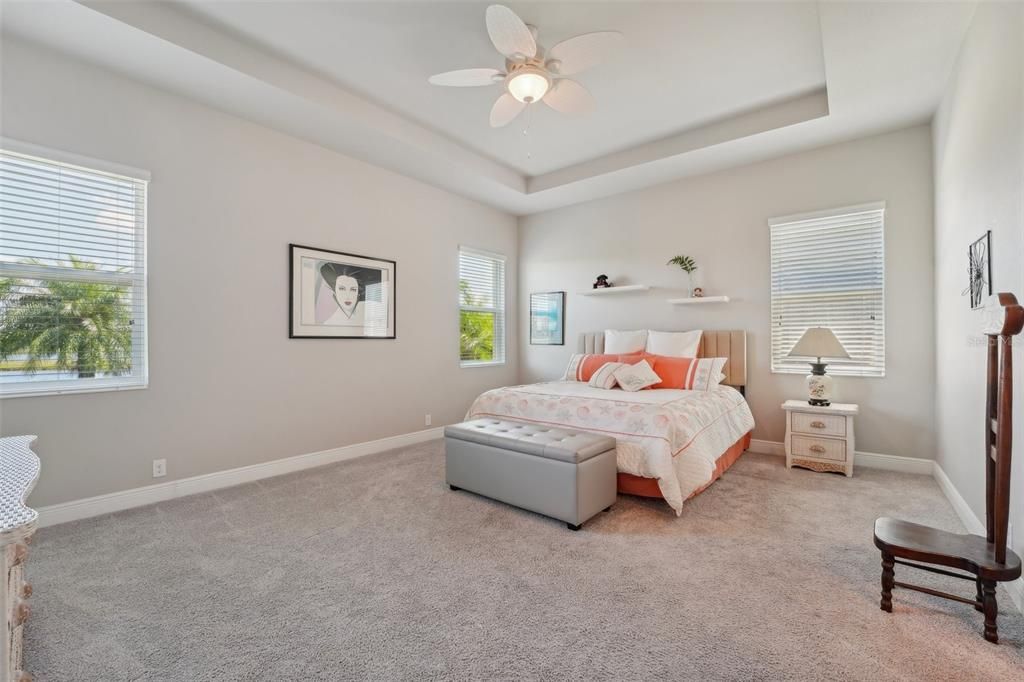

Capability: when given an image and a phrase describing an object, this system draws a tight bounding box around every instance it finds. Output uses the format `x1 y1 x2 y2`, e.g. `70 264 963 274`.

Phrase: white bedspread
466 382 755 514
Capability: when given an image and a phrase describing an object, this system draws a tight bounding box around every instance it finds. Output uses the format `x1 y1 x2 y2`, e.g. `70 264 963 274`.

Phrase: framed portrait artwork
289 244 396 339
530 291 565 345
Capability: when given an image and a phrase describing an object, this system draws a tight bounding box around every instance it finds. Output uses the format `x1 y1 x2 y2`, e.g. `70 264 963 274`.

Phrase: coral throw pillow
612 360 662 392
642 354 729 390
563 352 643 382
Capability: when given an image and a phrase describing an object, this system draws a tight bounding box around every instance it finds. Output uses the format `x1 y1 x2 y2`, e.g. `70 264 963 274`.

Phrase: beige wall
933 3 1023 557
0 38 518 507
519 126 936 459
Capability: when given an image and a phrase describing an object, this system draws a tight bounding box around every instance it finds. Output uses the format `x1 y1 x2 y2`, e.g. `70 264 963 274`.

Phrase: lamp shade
787 327 850 360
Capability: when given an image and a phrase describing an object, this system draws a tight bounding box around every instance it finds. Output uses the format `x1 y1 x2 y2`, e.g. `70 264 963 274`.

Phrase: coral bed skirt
616 430 753 500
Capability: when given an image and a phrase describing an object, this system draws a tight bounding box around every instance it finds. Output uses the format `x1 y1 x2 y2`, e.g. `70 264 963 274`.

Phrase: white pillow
646 330 702 358
612 360 661 392
588 361 624 389
604 329 647 354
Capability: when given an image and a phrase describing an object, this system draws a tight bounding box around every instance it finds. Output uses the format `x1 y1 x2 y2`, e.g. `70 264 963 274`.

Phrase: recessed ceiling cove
176 0 827 176
1 1 977 214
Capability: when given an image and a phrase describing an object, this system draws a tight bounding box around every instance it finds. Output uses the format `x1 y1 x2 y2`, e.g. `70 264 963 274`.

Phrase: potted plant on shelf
667 255 698 297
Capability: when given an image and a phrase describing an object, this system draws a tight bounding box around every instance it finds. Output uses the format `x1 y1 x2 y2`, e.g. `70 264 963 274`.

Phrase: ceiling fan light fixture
427 5 617 127
506 67 550 103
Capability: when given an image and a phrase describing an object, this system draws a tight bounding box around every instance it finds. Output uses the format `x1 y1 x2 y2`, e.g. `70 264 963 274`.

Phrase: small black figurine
593 274 612 289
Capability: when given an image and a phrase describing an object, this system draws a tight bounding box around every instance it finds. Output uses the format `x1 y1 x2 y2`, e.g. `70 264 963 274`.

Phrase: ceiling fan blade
428 68 504 87
547 31 624 75
485 5 537 60
543 79 594 115
489 93 527 127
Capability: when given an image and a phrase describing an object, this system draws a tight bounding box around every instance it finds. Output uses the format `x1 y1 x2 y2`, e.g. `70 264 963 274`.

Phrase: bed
465 331 755 515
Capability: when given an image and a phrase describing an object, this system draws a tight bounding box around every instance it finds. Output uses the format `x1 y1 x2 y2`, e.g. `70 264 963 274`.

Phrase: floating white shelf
577 284 651 296
667 295 731 305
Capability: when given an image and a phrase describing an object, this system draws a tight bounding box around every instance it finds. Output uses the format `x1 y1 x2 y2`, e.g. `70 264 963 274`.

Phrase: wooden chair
874 292 1024 643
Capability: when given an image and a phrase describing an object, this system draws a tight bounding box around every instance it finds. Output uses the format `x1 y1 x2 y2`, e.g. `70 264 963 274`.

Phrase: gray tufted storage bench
444 418 617 530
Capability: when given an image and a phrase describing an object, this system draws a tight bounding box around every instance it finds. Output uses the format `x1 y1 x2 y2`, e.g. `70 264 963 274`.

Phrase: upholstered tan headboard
578 331 748 389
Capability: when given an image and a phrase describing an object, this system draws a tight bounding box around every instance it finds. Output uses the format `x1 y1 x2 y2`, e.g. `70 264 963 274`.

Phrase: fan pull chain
523 103 534 161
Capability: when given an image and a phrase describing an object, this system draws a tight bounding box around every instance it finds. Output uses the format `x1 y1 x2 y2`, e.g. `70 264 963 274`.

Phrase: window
0 143 148 397
770 202 885 377
458 246 505 366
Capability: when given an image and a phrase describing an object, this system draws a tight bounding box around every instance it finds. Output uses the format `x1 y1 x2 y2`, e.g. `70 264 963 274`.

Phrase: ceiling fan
428 4 623 128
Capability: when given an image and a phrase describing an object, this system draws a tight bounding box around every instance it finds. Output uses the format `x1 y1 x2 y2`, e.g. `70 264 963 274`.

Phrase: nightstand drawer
792 412 846 437
791 435 846 462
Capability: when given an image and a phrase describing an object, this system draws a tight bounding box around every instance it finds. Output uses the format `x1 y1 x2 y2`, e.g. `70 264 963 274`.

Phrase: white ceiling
1 1 977 215
174 1 828 176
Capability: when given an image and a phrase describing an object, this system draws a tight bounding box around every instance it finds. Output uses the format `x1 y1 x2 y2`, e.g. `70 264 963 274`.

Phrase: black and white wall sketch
964 230 992 309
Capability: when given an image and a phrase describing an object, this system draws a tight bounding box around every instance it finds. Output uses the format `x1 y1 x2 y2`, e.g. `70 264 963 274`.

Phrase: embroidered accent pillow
645 330 702 357
587 362 625 389
604 329 648 354
612 360 662 392
690 357 729 391
563 352 643 382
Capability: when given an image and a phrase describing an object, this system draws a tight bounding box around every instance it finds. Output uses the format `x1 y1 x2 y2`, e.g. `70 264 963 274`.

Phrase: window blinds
770 204 885 377
0 146 148 396
458 246 506 365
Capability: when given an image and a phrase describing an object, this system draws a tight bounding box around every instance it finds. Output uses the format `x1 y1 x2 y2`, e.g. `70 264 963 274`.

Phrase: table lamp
787 327 850 406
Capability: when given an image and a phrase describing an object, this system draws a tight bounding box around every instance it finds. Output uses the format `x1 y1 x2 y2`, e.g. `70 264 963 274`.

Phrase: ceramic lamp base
806 365 833 406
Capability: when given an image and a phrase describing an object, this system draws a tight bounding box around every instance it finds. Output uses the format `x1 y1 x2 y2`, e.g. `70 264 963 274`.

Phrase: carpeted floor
24 442 1024 680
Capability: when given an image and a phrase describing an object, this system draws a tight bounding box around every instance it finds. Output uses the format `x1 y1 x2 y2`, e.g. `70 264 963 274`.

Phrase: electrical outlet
425 414 432 426
152 459 167 478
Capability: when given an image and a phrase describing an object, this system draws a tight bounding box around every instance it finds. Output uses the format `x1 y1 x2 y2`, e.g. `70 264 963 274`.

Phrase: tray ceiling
1 1 977 214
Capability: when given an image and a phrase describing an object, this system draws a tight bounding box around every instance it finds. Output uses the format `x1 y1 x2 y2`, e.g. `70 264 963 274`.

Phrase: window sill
0 382 148 400
460 361 506 369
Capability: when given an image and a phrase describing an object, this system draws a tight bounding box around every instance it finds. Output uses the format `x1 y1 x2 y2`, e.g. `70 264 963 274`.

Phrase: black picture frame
530 291 565 345
289 243 396 339
966 231 992 309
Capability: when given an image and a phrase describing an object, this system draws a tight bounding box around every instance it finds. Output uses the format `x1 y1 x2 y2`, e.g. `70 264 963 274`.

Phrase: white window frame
0 139 150 398
458 245 506 368
769 201 886 378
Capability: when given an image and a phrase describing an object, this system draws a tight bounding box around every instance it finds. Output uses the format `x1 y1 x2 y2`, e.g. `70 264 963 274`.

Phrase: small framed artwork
289 244 396 338
965 230 992 309
530 291 565 345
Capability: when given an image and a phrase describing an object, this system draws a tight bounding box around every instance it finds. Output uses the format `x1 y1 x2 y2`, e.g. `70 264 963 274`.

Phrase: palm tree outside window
0 145 148 397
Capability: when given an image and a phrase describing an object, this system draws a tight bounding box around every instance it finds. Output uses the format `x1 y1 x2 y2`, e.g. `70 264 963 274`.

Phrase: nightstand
782 400 858 477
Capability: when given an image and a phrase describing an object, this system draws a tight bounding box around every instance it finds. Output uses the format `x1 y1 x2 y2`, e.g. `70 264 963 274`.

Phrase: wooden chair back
873 293 1023 643
984 293 1024 564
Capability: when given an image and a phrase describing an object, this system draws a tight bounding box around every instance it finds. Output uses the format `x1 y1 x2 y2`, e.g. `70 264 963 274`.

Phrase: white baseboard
852 450 935 475
36 427 1024 614
751 439 1023 613
748 439 785 457
747 439 933 474
931 462 985 535
37 427 444 528
1004 576 1024 614
932 462 1023 613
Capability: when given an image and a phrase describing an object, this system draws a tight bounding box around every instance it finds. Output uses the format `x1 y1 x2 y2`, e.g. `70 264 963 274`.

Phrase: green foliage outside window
0 256 133 378
459 279 495 362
